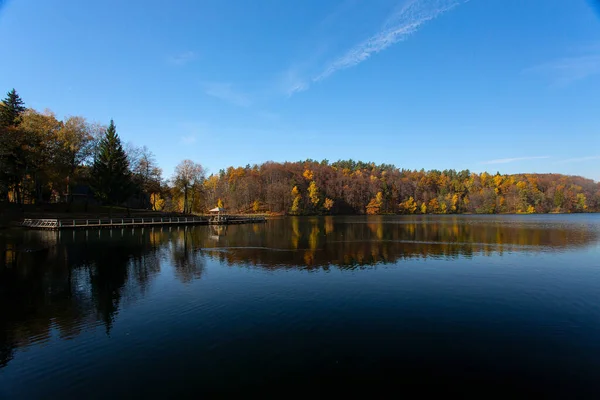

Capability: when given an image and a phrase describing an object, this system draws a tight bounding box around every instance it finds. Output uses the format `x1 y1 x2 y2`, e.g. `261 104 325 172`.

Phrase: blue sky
1 0 599 180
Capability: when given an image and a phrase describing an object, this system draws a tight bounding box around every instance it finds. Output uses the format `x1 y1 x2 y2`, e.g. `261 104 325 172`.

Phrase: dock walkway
19 215 266 230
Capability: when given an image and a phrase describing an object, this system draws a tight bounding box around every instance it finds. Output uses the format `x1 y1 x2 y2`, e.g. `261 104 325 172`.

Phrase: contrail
314 0 468 82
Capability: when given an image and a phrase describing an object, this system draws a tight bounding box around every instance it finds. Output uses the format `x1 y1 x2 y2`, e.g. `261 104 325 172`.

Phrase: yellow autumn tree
308 181 320 206
291 186 301 214
440 202 447 214
480 171 490 187
323 198 334 212
366 192 383 215
493 174 503 194
576 193 587 212
252 200 260 213
303 169 314 180
399 196 417 214
150 192 165 211
420 202 427 214
428 198 440 213
451 194 459 212
217 198 224 208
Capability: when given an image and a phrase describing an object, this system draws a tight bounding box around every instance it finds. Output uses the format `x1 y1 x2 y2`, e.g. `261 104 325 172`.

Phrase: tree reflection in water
0 215 597 368
198 216 598 269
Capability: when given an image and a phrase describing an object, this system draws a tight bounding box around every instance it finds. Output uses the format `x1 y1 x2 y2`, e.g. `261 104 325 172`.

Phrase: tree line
1 89 598 214
0 89 162 210
195 160 598 214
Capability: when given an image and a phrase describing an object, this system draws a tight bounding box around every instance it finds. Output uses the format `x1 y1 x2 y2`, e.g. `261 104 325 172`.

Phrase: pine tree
0 89 26 127
91 120 132 207
0 89 27 201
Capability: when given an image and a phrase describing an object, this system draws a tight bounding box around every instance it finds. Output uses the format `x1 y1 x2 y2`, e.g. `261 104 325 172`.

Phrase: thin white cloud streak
556 155 600 164
527 55 600 85
203 82 252 107
312 0 467 83
481 156 550 165
281 68 309 97
180 134 197 144
168 51 197 66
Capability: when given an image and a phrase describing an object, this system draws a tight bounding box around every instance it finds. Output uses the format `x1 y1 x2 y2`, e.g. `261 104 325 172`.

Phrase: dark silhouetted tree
0 89 26 127
91 120 132 209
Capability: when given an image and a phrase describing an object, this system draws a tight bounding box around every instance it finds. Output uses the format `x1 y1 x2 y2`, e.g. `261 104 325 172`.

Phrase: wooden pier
19 215 266 230
207 215 266 225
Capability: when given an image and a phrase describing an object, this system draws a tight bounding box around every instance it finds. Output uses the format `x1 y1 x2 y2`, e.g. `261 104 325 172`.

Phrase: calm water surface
1 215 600 397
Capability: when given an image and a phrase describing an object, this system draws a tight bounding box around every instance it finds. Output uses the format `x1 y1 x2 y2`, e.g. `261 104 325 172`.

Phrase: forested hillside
1 89 598 215
197 161 599 214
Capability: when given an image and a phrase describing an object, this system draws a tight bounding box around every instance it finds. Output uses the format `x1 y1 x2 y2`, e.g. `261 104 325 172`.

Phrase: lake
1 215 600 397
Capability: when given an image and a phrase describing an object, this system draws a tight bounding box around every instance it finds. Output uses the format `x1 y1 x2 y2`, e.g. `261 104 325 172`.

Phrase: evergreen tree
0 89 26 127
0 89 27 201
91 120 132 207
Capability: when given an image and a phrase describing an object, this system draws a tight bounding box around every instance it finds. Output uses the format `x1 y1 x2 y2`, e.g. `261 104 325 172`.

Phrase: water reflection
0 227 206 367
199 216 599 269
0 215 598 369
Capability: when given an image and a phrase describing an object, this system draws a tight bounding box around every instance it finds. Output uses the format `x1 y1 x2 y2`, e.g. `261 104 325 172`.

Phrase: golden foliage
440 202 447 214
366 192 384 215
451 194 459 212
291 186 302 214
308 181 320 206
291 197 301 214
576 193 588 211
399 196 417 214
303 169 314 180
324 197 334 211
428 198 440 213
150 193 165 211
204 175 219 190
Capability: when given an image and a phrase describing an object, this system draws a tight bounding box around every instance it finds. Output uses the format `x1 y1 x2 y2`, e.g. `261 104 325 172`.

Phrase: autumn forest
1 89 598 215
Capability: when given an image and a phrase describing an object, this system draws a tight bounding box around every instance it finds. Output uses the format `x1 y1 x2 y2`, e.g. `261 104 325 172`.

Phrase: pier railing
19 215 267 230
20 216 206 230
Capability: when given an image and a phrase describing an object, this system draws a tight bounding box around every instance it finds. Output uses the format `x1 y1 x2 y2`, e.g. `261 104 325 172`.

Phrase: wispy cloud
203 82 252 107
280 68 310 97
313 0 467 83
180 134 197 144
526 40 600 85
481 156 550 165
168 51 197 66
556 155 600 164
283 0 468 95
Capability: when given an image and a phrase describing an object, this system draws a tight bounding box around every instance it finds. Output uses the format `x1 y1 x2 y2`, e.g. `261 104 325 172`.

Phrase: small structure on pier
208 207 227 224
